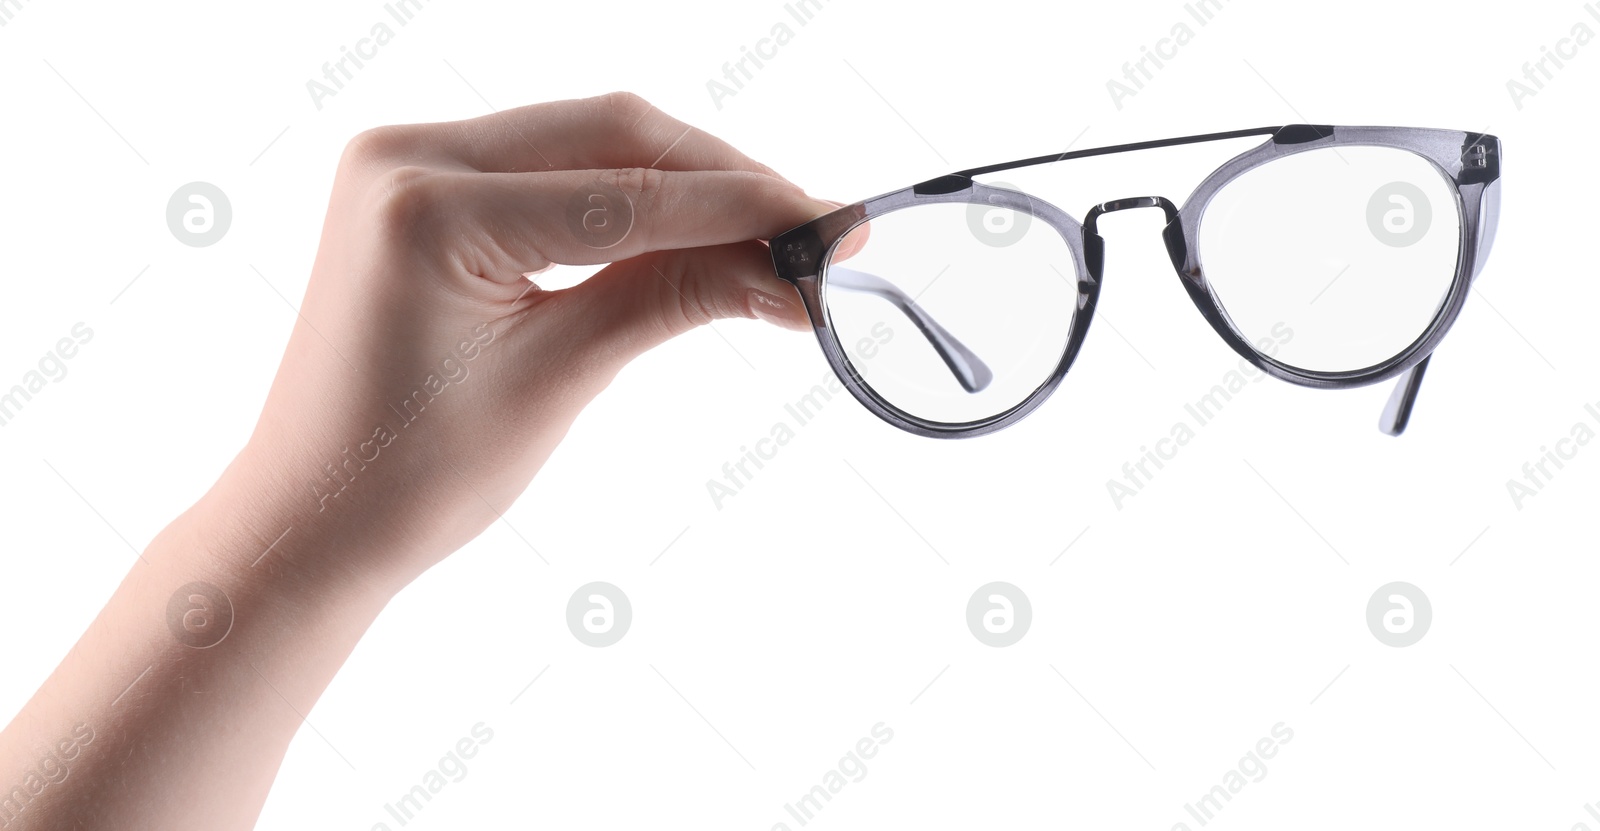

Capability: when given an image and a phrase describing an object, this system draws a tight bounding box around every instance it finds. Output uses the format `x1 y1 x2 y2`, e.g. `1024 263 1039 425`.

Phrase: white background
2 0 1596 828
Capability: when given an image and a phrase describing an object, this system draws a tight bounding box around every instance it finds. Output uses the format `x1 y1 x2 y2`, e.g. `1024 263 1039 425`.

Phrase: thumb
554 240 814 370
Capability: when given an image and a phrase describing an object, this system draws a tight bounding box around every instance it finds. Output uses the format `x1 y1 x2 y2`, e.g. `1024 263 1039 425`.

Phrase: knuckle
598 90 653 121
608 165 666 206
367 165 449 235
342 125 419 166
743 170 797 203
663 259 716 330
597 91 659 147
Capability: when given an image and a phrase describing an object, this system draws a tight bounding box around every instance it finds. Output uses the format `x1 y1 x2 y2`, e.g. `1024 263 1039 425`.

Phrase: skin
0 91 847 829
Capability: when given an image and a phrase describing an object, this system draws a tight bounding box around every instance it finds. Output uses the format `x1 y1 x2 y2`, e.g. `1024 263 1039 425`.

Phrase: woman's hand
228 91 835 593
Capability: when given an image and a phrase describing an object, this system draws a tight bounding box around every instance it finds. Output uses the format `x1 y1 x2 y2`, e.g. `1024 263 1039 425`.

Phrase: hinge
1459 138 1499 185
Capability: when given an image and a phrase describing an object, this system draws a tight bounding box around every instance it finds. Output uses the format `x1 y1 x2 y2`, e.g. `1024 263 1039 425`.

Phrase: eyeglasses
770 125 1502 439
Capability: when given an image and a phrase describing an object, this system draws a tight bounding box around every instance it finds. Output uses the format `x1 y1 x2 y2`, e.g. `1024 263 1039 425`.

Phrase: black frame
770 124 1503 439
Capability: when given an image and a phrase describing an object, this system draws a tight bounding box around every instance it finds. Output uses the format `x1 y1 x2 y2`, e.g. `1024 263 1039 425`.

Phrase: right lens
1197 145 1462 373
820 198 1081 426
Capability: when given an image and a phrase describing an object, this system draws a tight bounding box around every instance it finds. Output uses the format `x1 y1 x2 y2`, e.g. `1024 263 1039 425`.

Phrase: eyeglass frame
769 124 1503 439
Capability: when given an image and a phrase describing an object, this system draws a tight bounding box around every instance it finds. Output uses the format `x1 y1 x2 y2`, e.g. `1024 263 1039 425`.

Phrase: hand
229 91 836 593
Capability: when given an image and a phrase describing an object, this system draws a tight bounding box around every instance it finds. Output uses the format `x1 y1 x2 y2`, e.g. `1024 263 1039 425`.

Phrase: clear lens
821 199 1080 425
1197 145 1462 373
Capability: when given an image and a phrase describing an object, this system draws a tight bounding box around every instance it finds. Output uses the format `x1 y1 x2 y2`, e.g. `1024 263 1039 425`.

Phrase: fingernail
748 288 808 331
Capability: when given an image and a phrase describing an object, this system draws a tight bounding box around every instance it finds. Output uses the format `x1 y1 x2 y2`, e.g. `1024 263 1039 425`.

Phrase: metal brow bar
956 126 1286 177
827 266 994 393
910 126 1290 194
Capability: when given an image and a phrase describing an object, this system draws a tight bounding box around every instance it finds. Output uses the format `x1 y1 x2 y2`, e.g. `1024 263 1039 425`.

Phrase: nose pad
1161 217 1190 276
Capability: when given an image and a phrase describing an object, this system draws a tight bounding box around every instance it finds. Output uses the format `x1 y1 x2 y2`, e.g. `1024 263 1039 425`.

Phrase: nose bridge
1082 195 1178 232
1080 195 1189 280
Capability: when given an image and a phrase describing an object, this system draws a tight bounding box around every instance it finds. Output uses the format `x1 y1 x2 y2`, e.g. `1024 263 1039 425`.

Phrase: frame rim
806 183 1096 439
1167 124 1495 393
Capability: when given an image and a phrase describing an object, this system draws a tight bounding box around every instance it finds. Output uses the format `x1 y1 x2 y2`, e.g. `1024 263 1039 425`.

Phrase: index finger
404 92 791 179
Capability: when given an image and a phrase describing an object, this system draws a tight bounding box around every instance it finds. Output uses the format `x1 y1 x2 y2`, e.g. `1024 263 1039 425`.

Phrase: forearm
0 456 396 830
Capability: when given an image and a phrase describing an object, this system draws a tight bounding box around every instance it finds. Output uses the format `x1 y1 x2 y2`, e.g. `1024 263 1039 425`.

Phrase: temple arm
1379 355 1429 436
827 266 994 393
1380 153 1502 436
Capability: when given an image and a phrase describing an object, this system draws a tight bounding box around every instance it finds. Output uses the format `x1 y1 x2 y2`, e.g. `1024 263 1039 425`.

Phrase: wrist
0 461 403 830
147 446 406 615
